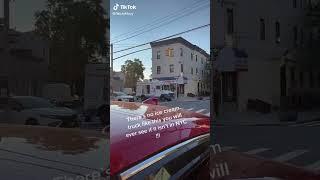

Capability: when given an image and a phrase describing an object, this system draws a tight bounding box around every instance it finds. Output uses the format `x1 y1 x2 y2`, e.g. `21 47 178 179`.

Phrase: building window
157 66 161 74
180 48 183 56
169 64 174 73
291 67 296 88
196 55 198 62
202 70 204 76
300 28 304 46
227 8 234 35
300 71 304 88
310 71 314 88
308 0 312 9
181 64 183 73
191 68 194 75
293 26 298 47
275 21 280 44
318 72 320 88
260 18 266 40
201 58 204 64
293 0 297 8
157 51 161 59
191 53 193 60
309 32 313 48
196 68 198 75
166 48 174 57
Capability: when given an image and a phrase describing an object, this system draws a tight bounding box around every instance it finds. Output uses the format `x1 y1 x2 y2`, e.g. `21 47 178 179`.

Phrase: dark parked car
159 93 172 101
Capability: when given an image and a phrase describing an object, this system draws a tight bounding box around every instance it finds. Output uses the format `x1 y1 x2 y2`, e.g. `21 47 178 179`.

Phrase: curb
294 118 320 125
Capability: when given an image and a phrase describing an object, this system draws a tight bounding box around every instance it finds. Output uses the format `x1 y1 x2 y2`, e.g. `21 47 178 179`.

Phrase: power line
113 48 152 60
113 24 210 54
111 0 208 41
111 3 209 44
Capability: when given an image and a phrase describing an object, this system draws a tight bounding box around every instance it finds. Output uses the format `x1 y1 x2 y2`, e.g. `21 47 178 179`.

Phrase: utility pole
110 43 113 93
110 43 113 73
211 0 220 118
3 0 10 30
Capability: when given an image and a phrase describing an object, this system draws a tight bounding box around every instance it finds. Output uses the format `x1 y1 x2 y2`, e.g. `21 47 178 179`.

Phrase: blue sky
110 0 210 79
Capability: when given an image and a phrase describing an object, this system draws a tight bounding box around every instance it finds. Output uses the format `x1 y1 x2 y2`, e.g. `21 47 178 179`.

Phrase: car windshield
14 97 55 109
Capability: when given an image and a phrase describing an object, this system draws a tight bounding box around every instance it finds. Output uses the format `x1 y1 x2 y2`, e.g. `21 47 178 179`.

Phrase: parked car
80 104 109 128
111 92 135 102
159 93 172 101
0 96 79 128
110 101 210 179
0 124 108 179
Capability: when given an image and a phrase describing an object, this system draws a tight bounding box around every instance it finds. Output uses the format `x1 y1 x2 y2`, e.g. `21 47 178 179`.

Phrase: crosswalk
272 149 309 162
218 146 320 172
184 107 211 117
245 148 270 155
289 121 320 127
184 107 320 127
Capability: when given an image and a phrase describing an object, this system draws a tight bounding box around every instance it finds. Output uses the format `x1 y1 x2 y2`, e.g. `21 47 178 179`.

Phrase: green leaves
121 59 145 90
34 0 108 95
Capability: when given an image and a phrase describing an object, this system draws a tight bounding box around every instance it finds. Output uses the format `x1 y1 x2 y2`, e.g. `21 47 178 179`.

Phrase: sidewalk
214 109 320 126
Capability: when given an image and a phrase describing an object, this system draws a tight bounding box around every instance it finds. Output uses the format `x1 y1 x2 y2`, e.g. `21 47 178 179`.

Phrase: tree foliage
34 0 108 95
121 59 145 90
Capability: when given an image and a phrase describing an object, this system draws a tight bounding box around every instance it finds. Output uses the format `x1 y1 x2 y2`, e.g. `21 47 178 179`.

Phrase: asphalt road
211 126 320 172
159 99 210 116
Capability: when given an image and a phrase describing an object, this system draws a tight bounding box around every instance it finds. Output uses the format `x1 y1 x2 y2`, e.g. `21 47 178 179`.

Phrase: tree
121 59 145 90
34 0 108 95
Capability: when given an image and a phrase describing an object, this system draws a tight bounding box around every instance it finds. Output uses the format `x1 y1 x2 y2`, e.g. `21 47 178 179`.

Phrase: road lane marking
292 122 320 127
273 150 308 162
245 148 270 155
305 160 320 171
196 109 206 113
308 122 320 127
222 146 236 151
186 108 194 111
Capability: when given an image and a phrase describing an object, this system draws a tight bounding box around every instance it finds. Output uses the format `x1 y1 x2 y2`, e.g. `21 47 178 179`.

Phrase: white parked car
111 92 135 102
0 96 79 127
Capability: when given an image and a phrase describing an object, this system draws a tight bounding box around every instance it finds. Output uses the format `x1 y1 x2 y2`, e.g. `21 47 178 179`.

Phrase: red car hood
110 101 210 176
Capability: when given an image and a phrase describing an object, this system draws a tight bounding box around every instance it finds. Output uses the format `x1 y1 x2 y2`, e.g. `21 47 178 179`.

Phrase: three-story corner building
150 37 209 97
212 0 320 112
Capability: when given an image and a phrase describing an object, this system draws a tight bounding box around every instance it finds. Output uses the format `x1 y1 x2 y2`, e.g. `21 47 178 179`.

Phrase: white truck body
42 83 73 102
136 80 174 97
84 63 108 110
123 88 134 95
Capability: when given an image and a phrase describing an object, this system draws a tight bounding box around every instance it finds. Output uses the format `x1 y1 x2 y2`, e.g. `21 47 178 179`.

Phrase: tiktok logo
113 3 119 11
